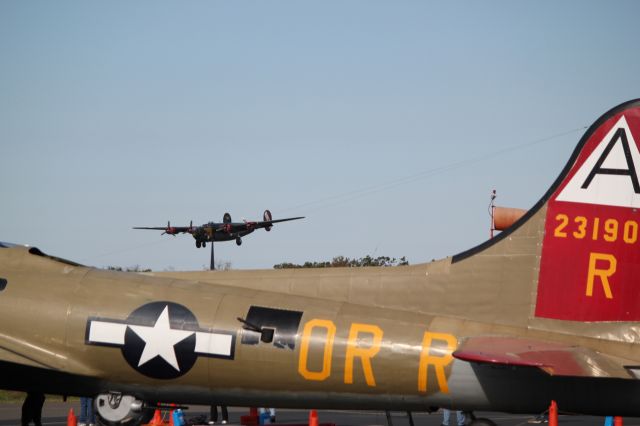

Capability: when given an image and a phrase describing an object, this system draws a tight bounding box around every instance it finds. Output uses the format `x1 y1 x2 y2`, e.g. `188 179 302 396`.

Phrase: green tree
274 255 408 269
105 265 152 272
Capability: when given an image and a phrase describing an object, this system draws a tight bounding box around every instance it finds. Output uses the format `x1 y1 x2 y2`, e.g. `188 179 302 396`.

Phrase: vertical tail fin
535 99 640 321
451 99 640 323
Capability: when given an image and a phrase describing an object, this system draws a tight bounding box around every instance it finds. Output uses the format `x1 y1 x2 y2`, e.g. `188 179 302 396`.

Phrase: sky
1 1 639 271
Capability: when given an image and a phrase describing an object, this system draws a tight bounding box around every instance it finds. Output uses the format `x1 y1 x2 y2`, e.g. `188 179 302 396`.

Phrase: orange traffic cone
549 400 558 426
67 408 77 426
308 410 318 426
614 416 623 426
149 409 162 425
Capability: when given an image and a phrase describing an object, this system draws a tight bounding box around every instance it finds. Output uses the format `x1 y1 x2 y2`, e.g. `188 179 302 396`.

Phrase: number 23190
554 214 638 244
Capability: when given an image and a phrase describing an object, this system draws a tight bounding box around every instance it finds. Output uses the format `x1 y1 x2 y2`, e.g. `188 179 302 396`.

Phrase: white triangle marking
556 116 640 208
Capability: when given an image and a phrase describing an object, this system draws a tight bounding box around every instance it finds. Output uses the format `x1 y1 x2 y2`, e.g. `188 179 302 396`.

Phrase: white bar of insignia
195 332 233 357
89 321 128 345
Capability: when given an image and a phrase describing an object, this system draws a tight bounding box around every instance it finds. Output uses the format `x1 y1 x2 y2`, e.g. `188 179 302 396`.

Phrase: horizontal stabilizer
453 336 634 379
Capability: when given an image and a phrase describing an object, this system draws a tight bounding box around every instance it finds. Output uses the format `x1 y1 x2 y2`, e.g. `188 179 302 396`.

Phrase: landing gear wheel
469 419 497 426
203 241 207 248
196 241 201 248
236 237 242 246
95 393 151 426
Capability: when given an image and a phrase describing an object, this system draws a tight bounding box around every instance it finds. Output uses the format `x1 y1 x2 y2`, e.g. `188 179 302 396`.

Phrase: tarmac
1 403 639 426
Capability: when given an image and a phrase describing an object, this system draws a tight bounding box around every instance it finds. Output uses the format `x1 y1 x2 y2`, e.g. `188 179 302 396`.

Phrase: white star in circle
128 306 195 371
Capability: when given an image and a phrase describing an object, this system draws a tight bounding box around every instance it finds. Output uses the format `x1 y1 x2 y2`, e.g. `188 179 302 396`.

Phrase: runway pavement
0 402 637 426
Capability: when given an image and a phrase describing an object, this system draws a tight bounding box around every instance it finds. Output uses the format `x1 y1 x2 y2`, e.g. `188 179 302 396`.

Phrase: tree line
105 255 408 272
274 255 409 269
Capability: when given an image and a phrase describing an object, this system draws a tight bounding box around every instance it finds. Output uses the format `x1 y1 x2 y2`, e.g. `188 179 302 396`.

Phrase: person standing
209 405 229 424
79 396 96 426
21 392 45 426
259 408 276 424
441 408 466 426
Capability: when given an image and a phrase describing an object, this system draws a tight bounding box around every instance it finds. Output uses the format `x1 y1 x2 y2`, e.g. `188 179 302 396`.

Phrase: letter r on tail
586 252 617 299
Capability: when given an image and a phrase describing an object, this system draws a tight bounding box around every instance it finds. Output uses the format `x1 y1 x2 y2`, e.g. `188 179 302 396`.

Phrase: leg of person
210 405 219 424
32 393 45 426
88 398 96 426
221 406 229 424
455 411 466 426
441 408 450 426
21 393 33 426
79 397 88 426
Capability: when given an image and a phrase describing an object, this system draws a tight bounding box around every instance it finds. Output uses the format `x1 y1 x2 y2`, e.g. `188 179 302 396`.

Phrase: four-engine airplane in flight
133 210 304 247
2 100 640 426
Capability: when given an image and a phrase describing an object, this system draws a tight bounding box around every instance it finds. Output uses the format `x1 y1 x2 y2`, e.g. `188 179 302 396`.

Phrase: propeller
264 209 273 231
162 221 177 236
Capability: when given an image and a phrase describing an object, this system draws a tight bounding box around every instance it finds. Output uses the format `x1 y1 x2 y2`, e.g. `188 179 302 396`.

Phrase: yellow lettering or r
418 332 456 393
586 252 617 299
344 323 383 387
298 319 336 381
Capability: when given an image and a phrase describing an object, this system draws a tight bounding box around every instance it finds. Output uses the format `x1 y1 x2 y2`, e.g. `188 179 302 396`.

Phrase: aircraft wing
220 216 305 233
453 336 635 379
132 226 191 233
254 216 305 229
